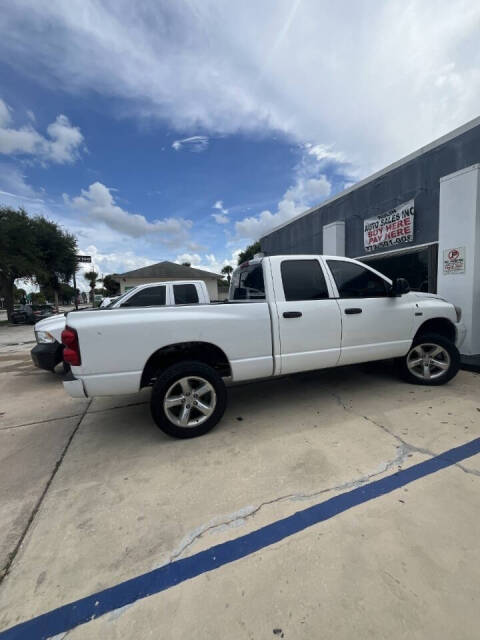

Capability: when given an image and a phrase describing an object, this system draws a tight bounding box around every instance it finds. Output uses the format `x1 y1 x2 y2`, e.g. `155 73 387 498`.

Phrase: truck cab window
230 263 265 300
281 260 329 301
173 284 199 304
123 286 166 307
327 260 389 298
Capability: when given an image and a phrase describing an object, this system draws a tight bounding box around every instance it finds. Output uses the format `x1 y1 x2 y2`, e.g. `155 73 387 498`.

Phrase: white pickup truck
62 255 466 438
31 280 210 372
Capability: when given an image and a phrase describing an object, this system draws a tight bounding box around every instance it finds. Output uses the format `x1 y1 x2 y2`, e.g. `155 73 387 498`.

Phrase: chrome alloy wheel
406 343 451 381
163 376 217 428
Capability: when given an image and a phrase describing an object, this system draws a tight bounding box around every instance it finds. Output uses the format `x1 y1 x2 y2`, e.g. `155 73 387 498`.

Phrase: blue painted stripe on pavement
1 437 479 640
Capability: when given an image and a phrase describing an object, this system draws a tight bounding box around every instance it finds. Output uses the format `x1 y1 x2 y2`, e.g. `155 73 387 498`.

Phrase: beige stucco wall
115 276 220 300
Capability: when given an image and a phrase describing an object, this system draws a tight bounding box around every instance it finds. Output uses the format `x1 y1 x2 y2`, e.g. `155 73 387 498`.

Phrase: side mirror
390 277 410 297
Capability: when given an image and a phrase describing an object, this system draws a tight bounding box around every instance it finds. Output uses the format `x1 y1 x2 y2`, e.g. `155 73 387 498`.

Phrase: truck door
326 258 414 365
274 258 342 374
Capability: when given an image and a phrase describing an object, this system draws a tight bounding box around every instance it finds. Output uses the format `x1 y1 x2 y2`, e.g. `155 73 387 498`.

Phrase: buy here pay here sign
364 200 414 252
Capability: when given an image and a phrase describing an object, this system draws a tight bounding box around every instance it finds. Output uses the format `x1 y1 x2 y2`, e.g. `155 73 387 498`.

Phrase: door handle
283 311 302 318
344 308 362 314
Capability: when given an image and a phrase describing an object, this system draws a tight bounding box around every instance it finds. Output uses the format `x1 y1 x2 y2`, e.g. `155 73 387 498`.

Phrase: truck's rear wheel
397 333 460 386
150 361 227 438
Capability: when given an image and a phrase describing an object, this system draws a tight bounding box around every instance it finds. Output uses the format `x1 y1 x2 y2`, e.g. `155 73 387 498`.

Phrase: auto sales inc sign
364 200 414 252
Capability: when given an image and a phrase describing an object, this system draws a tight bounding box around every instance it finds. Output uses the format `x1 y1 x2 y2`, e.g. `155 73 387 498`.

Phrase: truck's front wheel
150 361 227 438
397 333 460 386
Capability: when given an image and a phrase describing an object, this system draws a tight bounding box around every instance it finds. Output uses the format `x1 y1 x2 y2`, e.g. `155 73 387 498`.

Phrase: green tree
34 217 77 311
237 241 261 265
59 283 75 305
84 270 99 305
0 207 41 321
221 264 233 284
181 261 191 267
14 286 27 302
101 274 120 296
31 292 46 305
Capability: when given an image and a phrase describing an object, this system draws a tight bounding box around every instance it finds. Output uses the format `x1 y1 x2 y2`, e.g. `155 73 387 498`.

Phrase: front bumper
31 342 63 371
455 322 467 349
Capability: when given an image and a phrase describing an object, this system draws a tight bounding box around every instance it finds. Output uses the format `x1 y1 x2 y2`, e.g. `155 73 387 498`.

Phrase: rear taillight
61 326 81 366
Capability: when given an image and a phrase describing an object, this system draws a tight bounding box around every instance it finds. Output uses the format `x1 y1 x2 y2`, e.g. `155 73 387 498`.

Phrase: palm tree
221 265 233 285
84 270 98 306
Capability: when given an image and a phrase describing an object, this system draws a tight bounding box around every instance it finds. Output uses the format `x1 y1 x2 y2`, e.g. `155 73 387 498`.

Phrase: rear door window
281 260 329 301
173 284 199 304
124 286 166 306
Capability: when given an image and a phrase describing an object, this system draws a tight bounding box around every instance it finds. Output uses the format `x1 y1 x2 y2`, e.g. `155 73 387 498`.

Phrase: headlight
35 330 56 344
454 305 462 322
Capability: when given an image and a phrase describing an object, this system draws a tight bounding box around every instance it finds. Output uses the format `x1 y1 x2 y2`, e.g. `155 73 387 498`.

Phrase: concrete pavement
0 347 479 638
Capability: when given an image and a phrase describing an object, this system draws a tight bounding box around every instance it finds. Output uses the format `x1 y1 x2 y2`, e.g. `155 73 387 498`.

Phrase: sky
1 0 480 290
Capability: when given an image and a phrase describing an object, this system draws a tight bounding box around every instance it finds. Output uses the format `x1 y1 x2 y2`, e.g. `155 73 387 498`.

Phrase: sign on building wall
443 247 465 274
364 200 414 252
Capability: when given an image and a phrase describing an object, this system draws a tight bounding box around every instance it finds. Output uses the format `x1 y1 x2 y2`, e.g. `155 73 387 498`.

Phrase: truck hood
34 314 66 342
412 292 451 304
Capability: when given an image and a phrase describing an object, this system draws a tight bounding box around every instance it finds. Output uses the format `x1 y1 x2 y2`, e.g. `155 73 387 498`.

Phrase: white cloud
66 181 193 247
0 162 43 200
176 252 202 265
211 199 229 224
45 115 84 164
213 200 227 211
283 175 331 206
0 99 83 164
1 2 479 175
212 212 229 224
0 99 12 126
76 245 156 283
172 136 209 152
175 250 240 275
304 143 345 163
235 148 332 241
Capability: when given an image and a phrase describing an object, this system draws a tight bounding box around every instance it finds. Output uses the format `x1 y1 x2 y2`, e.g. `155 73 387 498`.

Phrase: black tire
150 360 227 438
397 332 460 386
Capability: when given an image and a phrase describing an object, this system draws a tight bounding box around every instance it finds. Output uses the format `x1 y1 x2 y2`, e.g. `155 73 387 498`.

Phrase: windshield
105 292 129 308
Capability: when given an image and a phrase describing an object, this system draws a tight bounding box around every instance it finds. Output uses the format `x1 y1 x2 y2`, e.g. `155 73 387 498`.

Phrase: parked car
99 295 120 308
31 280 210 371
11 304 56 325
60 255 466 438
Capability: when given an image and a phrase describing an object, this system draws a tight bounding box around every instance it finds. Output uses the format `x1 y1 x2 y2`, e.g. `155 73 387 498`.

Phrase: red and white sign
364 200 414 252
443 246 465 274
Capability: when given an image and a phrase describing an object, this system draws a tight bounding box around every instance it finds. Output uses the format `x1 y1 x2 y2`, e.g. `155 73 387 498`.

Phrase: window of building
123 286 166 307
327 260 389 298
173 284 199 304
360 245 437 293
281 259 329 301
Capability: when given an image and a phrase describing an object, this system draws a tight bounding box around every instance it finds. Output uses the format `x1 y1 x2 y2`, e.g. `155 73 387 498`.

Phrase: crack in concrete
170 391 479 563
0 412 86 431
0 400 149 432
331 392 480 478
169 443 410 562
0 400 93 585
